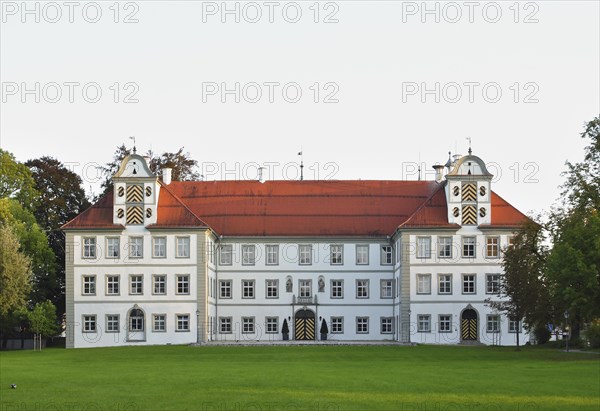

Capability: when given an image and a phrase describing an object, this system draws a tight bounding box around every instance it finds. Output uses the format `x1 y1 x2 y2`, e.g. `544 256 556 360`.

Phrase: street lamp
563 310 569 353
196 309 201 345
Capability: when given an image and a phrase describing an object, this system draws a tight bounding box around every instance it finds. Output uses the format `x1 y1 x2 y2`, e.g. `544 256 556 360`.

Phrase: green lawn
1 345 598 411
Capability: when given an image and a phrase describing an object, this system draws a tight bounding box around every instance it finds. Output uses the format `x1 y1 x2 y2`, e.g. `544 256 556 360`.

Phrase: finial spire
129 136 137 154
298 148 304 181
466 137 472 155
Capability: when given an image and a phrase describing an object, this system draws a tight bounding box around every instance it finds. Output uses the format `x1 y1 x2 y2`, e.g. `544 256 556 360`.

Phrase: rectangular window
509 319 521 333
153 314 166 332
508 236 516 248
242 245 255 265
381 245 393 265
486 274 501 294
417 274 431 294
356 280 369 299
266 280 278 299
242 280 255 299
439 315 452 333
83 237 96 259
106 237 120 259
417 237 432 259
418 315 431 332
330 244 343 265
380 317 393 334
82 275 96 295
462 237 476 258
129 315 144 332
487 315 500 333
356 317 369 334
106 315 119 333
152 237 166 258
486 237 500 258
129 275 143 295
153 275 166 295
331 317 344 333
331 280 343 299
83 315 96 333
176 237 190 258
380 280 393 299
265 317 278 333
176 314 190 332
176 275 190 295
438 274 452 294
299 244 312 265
106 275 120 295
462 274 476 294
356 244 369 265
207 240 214 264
242 317 255 334
299 280 312 298
438 236 452 258
129 237 143 258
220 280 232 299
266 245 279 265
219 317 232 333
220 244 232 265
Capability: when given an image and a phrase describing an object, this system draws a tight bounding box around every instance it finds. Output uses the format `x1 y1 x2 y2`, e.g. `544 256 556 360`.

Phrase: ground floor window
106 315 119 333
487 315 500 333
242 317 255 334
331 317 343 333
176 314 190 332
83 315 96 333
438 315 452 333
380 317 393 334
509 319 521 333
266 317 278 333
153 314 166 332
220 317 232 333
418 315 431 333
356 317 369 334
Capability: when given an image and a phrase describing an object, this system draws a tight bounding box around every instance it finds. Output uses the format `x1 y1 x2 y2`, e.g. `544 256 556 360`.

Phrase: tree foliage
0 225 32 319
547 117 600 338
485 218 550 348
0 149 39 210
27 300 59 338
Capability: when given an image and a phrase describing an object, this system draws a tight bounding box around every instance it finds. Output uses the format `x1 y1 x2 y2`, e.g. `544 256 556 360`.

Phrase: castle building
62 150 529 348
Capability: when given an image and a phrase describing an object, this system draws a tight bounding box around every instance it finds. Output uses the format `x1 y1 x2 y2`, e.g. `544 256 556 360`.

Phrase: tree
99 145 200 195
0 225 32 322
0 149 39 210
547 117 600 338
485 218 550 349
28 300 59 348
25 157 91 315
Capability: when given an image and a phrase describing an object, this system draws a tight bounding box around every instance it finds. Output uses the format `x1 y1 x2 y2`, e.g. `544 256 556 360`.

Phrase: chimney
432 164 444 183
258 167 265 184
162 168 172 185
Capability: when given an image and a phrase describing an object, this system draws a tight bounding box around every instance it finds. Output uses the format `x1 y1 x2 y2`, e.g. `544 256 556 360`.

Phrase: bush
533 324 551 345
584 320 600 348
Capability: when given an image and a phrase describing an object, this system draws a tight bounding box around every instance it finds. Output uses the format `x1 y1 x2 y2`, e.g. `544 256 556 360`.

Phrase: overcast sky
1 1 598 216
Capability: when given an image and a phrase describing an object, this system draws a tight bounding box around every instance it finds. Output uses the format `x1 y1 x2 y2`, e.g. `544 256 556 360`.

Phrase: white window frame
331 280 343 299
438 236 452 258
266 279 278 299
509 319 522 333
331 317 344 333
152 236 167 258
106 237 120 259
486 236 500 258
438 274 452 295
299 280 312 298
176 274 190 295
219 317 232 334
486 273 501 294
129 236 143 258
106 275 120 296
380 280 393 299
153 314 166 332
266 244 279 265
242 280 255 299
330 244 343 265
82 315 97 333
265 317 278 334
381 245 393 265
356 279 369 299
129 274 143 295
153 275 166 295
462 274 476 294
82 275 96 296
417 274 431 295
299 244 312 265
438 315 452 333
82 237 96 259
380 317 393 334
176 236 190 258
242 244 255 266
220 280 232 299
106 314 119 333
417 236 432 259
356 317 369 334
462 237 476 258
418 314 431 333
176 314 190 332
242 317 255 334
356 244 369 265
220 244 233 265
486 315 500 333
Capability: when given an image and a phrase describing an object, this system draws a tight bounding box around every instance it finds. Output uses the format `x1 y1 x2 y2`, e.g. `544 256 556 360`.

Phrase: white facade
64 152 529 348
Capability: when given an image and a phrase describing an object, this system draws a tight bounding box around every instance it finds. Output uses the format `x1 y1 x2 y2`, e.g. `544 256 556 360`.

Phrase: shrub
584 320 600 348
533 324 551 345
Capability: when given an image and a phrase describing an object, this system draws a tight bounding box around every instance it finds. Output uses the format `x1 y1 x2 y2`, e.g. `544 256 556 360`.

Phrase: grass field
1 345 599 411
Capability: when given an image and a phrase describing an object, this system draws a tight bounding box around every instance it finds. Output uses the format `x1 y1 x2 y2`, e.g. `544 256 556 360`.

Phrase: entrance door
294 309 315 340
461 309 478 341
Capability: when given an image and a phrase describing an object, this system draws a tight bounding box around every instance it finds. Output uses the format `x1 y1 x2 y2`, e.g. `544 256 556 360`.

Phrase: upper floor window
486 237 500 258
153 275 166 295
152 237 166 258
242 245 255 265
299 245 312 265
331 280 343 298
438 237 452 258
129 275 143 295
462 237 476 258
129 237 143 258
417 237 431 259
82 275 96 295
356 244 369 265
176 237 190 258
438 274 452 294
462 274 476 294
486 274 501 294
83 237 96 259
356 280 369 298
330 244 343 265
380 280 393 299
266 245 279 265
381 245 393 265
220 245 232 265
266 279 279 298
242 280 255 299
219 280 232 299
106 275 120 295
176 275 190 295
299 280 312 298
106 237 120 259
417 274 431 294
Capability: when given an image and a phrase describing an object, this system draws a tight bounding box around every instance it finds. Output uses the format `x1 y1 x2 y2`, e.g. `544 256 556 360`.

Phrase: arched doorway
461 307 478 342
294 309 316 341
127 305 145 342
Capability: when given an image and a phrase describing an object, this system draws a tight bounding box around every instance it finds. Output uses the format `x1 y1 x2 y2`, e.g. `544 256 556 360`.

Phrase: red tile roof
62 180 527 235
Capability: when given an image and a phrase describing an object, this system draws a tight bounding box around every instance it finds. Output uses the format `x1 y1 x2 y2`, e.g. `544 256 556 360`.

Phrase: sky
1 0 599 217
